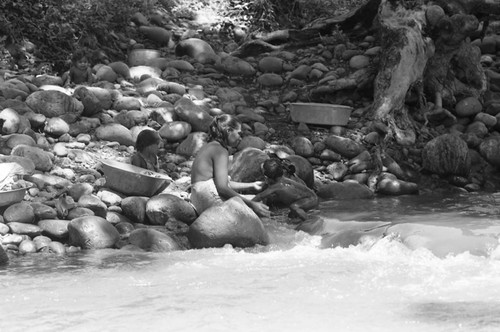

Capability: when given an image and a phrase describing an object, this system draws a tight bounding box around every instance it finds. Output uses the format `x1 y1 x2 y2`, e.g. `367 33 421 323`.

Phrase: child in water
131 129 161 172
62 49 94 87
252 158 318 221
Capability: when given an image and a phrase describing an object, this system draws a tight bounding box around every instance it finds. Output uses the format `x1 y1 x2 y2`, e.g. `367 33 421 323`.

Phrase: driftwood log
232 0 500 146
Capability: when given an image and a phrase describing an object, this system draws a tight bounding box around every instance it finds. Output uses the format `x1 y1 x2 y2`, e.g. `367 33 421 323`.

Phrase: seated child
252 158 318 221
131 129 161 172
62 49 94 87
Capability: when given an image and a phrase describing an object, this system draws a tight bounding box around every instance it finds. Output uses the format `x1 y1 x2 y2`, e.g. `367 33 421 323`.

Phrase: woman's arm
229 180 266 192
212 148 270 217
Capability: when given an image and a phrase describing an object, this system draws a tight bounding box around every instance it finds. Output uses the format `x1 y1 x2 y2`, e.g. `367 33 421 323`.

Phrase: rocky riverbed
2 8 500 262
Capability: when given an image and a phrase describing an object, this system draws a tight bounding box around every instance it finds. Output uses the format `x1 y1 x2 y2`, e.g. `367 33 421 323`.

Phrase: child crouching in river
252 158 318 221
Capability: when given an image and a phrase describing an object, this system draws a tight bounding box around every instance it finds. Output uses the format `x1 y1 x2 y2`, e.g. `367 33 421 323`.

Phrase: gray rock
26 90 83 123
78 194 107 218
129 228 181 252
121 196 149 223
317 181 374 200
95 123 134 146
68 216 120 249
324 135 366 159
146 194 197 225
38 219 71 240
175 132 208 158
229 147 268 182
159 121 191 141
188 197 269 248
174 97 213 132
3 202 35 224
422 134 470 176
11 144 53 172
8 222 42 237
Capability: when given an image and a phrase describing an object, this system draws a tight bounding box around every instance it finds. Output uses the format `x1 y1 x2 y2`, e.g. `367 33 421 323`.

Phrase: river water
2 191 500 332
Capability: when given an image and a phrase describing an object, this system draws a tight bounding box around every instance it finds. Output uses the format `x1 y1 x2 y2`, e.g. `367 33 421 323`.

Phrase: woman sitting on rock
190 114 270 217
252 158 318 221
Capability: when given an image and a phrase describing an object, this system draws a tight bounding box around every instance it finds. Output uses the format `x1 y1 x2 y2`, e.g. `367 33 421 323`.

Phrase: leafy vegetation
0 0 362 74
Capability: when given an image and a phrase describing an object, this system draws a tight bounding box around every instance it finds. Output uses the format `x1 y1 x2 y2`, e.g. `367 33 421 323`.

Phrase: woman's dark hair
136 129 160 152
208 114 241 148
71 49 89 64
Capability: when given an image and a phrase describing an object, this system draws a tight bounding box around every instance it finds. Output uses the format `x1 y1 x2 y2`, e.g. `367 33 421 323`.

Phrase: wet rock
115 221 135 235
33 235 52 251
317 181 374 200
18 239 37 254
25 173 71 189
349 55 370 69
78 194 107 218
0 222 9 235
188 197 269 248
146 194 197 225
68 216 120 249
422 134 470 176
38 219 71 240
3 202 35 224
8 222 42 237
106 211 132 225
48 241 66 254
326 162 349 180
128 228 181 252
121 196 149 223
129 65 162 80
230 147 268 182
97 189 123 206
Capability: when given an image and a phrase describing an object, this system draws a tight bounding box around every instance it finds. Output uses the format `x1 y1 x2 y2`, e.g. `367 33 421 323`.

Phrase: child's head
71 49 90 70
208 114 242 148
262 158 284 181
136 129 161 153
262 157 296 181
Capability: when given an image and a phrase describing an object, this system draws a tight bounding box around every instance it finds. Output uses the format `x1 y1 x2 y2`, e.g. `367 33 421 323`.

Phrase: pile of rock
2 20 500 261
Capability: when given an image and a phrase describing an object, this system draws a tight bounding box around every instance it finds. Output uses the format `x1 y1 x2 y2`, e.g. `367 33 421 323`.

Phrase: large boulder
229 147 268 182
422 134 470 176
285 155 315 189
317 181 374 200
68 216 120 249
324 135 366 159
95 123 134 146
26 90 84 123
38 219 71 240
174 97 213 132
11 144 53 172
146 194 197 225
128 228 181 252
188 197 269 248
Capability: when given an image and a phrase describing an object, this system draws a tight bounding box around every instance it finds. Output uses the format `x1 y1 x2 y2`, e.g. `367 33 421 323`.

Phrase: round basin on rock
0 185 31 207
101 159 171 197
289 103 352 126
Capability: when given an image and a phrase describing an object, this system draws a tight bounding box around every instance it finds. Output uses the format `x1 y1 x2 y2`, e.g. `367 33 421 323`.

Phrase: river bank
2 3 500 259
